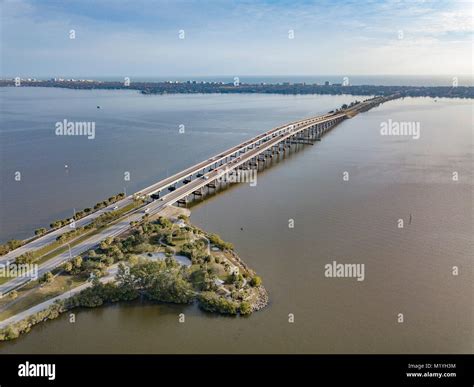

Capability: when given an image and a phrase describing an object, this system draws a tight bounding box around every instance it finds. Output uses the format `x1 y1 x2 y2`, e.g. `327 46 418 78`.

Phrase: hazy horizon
3 74 473 87
5 73 474 78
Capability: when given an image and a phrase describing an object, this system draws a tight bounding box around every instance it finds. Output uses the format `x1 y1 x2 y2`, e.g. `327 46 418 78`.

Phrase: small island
0 207 268 341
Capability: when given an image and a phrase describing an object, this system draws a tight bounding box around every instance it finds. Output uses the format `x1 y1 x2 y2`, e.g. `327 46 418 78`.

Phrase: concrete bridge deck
0 95 394 296
137 95 389 200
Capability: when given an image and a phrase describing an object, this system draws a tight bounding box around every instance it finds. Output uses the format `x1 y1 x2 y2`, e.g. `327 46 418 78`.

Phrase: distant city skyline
5 74 474 88
1 0 472 77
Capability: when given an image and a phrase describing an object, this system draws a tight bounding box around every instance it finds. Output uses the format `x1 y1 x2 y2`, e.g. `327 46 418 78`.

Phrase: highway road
0 264 119 329
0 96 390 296
1 100 373 266
0 113 324 266
0 195 135 265
136 112 338 196
0 208 145 295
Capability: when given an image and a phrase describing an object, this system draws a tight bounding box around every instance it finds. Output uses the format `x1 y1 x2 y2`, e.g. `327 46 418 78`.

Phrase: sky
1 0 472 77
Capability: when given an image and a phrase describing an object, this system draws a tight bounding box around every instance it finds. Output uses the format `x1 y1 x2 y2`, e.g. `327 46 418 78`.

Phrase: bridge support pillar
193 188 203 197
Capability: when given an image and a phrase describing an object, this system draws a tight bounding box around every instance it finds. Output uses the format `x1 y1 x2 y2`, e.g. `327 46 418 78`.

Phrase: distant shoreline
1 80 473 99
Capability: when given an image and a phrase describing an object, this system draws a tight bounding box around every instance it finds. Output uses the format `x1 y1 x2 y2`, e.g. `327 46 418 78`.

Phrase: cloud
1 0 472 77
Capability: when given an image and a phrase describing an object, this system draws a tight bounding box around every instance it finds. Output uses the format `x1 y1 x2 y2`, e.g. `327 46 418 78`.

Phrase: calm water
0 88 365 242
0 88 472 353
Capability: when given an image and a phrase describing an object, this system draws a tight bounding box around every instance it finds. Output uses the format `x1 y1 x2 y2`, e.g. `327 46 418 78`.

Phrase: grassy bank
0 201 142 287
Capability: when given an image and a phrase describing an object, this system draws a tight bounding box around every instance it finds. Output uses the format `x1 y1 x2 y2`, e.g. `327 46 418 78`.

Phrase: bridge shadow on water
184 139 321 210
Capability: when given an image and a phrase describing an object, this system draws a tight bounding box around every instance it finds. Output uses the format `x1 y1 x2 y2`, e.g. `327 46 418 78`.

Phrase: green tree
63 261 73 273
240 301 252 315
15 252 35 265
250 276 262 287
73 256 83 269
165 233 173 245
198 292 239 314
0 239 24 256
208 233 233 250
34 227 47 236
41 271 54 284
158 216 173 229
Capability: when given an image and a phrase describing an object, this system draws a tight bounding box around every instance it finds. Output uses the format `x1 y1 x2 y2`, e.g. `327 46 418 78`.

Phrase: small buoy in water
97 105 101 109
240 227 243 231
64 164 68 168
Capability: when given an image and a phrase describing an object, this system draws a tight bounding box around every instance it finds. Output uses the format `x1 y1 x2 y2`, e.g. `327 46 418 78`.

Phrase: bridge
136 95 392 208
0 95 394 295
